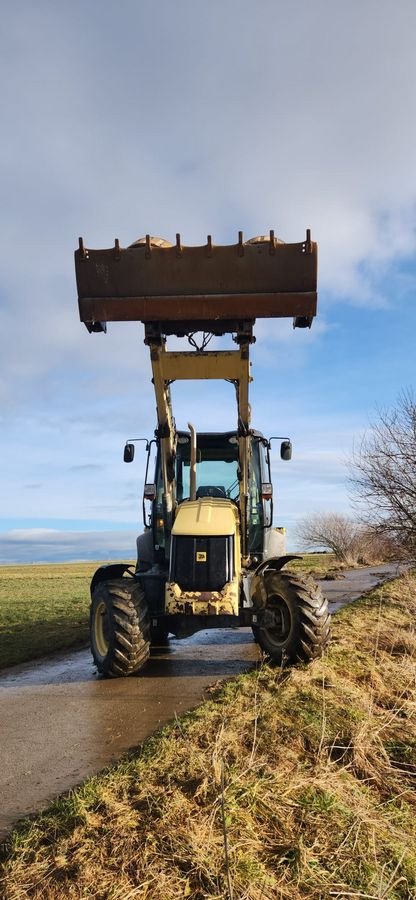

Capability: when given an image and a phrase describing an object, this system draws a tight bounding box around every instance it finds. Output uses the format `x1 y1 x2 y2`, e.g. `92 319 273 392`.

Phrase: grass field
1 572 415 898
286 552 343 578
0 555 335 671
0 562 109 670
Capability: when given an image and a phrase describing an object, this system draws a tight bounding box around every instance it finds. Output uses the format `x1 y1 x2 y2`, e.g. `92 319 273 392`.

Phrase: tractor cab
149 430 273 560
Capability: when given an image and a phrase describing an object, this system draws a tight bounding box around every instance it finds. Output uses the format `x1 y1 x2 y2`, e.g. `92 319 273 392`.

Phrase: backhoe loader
75 230 330 676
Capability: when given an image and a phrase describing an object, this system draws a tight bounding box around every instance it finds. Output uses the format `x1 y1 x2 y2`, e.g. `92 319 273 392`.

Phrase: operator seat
196 486 226 498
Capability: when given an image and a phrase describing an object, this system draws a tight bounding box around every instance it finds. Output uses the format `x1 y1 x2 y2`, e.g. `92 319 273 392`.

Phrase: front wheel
253 571 330 664
90 578 150 676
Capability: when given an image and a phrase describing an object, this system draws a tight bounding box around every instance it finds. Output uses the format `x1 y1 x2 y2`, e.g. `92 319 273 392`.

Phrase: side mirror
124 443 135 463
280 440 292 461
143 483 157 501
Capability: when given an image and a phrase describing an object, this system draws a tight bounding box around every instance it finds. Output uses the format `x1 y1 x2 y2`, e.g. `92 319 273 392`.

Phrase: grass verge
1 572 415 898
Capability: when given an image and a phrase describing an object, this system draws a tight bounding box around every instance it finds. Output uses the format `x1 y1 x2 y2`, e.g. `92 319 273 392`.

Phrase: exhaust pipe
188 422 197 500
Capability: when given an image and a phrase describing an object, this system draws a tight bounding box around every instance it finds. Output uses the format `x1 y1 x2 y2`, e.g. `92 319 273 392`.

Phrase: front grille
170 535 234 592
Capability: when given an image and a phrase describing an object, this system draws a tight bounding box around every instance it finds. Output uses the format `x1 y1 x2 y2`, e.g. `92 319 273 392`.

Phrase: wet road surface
318 560 408 611
0 561 408 837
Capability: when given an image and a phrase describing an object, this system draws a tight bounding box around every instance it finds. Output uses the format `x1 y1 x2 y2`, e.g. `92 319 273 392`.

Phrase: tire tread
90 578 150 677
254 570 331 665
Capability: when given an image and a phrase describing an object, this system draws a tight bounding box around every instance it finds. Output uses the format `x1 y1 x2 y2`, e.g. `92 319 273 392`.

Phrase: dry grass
1 574 415 899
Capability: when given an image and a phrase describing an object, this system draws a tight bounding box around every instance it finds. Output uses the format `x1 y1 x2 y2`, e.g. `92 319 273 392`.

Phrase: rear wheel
253 571 330 664
90 578 150 676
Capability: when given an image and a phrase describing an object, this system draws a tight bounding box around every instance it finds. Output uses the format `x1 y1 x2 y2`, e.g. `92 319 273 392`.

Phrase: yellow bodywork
166 498 241 616
165 580 239 616
172 498 238 536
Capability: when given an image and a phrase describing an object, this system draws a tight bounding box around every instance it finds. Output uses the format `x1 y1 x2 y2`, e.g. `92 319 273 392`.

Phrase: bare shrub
296 513 362 565
350 389 416 557
296 514 399 566
357 529 401 565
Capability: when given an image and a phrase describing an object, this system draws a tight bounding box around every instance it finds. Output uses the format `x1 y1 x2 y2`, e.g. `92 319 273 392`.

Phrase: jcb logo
196 551 207 562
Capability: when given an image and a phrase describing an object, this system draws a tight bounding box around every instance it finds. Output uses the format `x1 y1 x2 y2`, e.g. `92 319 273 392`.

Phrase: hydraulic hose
188 422 197 500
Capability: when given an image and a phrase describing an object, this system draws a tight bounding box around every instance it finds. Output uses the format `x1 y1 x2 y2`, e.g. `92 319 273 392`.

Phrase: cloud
0 528 137 565
69 464 105 472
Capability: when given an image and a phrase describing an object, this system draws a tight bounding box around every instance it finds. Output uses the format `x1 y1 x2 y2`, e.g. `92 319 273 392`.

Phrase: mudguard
90 563 135 597
249 554 302 606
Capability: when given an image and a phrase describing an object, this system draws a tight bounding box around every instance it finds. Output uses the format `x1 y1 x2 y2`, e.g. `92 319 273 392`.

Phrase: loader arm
146 332 252 561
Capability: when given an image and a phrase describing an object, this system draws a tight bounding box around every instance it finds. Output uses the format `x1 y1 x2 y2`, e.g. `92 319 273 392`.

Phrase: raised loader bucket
75 231 317 331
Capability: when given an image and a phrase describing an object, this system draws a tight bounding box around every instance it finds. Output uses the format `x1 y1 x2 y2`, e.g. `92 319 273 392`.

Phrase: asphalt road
0 561 407 838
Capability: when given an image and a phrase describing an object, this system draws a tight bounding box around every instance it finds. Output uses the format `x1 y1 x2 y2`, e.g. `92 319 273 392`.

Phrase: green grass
0 555 333 671
1 573 415 899
288 551 339 577
0 562 122 670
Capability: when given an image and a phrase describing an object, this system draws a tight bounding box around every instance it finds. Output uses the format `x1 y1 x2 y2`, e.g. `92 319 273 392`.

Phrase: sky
1 0 415 563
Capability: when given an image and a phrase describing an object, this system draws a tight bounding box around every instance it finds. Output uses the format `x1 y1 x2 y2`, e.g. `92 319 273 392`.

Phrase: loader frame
146 324 253 562
75 230 333 675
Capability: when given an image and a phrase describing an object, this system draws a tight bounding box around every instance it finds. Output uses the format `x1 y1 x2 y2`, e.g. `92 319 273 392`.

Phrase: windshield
152 431 269 552
176 433 239 501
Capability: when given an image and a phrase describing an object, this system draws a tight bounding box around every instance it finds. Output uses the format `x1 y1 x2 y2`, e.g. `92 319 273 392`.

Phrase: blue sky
1 0 415 563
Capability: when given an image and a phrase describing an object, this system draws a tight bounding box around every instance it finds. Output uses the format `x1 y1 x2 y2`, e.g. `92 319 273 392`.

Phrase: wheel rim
93 600 110 658
262 593 292 648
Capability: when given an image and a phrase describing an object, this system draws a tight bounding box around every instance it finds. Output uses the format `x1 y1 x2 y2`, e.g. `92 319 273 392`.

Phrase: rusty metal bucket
75 231 317 330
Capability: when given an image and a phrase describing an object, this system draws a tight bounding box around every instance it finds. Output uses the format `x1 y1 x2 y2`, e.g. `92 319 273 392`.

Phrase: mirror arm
125 437 150 451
